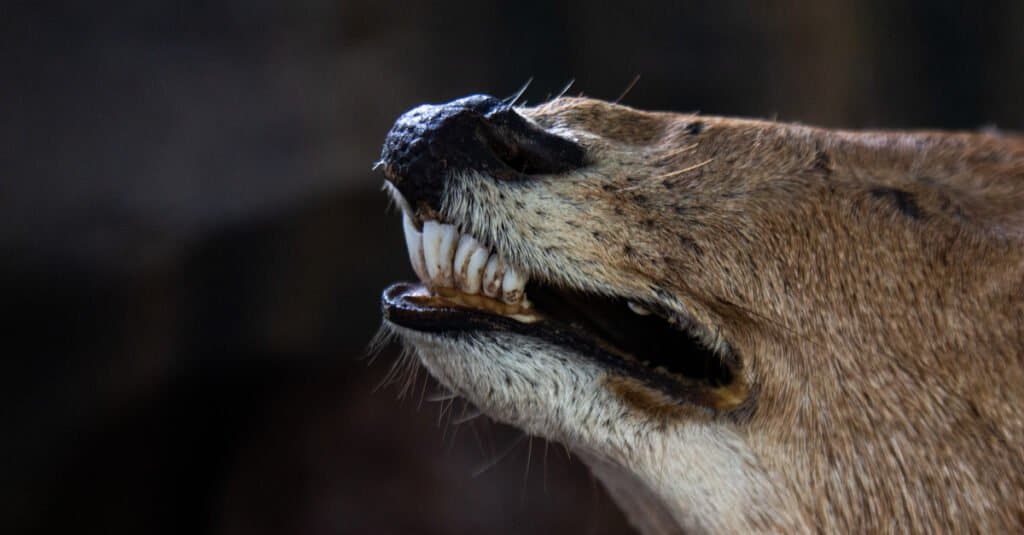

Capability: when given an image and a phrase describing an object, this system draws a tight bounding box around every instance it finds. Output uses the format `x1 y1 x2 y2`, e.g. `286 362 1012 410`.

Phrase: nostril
479 122 534 174
479 107 585 176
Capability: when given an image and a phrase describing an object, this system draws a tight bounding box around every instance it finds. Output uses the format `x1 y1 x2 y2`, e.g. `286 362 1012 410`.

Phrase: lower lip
381 282 538 333
381 283 723 407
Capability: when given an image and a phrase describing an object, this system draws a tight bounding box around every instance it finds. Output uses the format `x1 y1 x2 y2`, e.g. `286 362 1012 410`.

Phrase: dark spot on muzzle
379 94 585 212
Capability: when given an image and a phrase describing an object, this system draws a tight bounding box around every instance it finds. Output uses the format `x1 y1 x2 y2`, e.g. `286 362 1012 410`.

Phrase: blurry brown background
3 1 1021 534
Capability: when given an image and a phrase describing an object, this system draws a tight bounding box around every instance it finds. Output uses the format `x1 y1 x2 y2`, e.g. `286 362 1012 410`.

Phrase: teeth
482 254 506 298
465 247 490 294
400 213 529 306
501 266 528 305
422 221 458 286
402 212 429 282
628 302 652 315
454 235 488 294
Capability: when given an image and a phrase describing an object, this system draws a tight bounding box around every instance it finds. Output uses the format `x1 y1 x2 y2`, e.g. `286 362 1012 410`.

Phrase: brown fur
387 96 1024 532
513 98 1024 531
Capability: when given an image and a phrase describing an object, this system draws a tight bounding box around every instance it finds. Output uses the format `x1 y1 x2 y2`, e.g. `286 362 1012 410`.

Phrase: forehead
524 97 676 145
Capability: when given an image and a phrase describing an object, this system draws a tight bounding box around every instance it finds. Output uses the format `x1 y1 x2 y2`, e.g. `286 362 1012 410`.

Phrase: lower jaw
380 282 744 410
381 282 540 334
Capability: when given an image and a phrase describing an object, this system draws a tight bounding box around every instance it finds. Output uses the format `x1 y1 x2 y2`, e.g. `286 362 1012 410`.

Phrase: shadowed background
3 1 1021 534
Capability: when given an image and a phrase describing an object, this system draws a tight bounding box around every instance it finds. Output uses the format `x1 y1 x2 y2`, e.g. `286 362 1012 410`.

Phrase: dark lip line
382 281 723 406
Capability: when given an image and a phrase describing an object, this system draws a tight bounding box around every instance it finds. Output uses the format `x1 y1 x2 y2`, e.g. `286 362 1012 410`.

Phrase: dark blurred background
3 1 1021 534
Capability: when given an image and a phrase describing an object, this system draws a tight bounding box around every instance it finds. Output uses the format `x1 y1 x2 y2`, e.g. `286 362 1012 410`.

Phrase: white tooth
402 212 429 283
436 224 458 286
501 266 528 304
454 235 481 293
628 302 652 315
464 247 489 294
482 254 506 298
422 221 456 286
422 220 443 282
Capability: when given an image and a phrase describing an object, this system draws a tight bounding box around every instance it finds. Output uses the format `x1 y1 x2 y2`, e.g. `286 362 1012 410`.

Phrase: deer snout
379 94 584 213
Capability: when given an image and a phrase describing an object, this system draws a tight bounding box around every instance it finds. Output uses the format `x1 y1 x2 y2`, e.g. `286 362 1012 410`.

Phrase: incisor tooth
402 212 429 283
501 266 527 304
482 254 505 298
464 247 489 294
435 224 458 286
453 235 477 289
454 236 485 294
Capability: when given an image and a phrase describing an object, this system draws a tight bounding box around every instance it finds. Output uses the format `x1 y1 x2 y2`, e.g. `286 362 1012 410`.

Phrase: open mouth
382 192 741 409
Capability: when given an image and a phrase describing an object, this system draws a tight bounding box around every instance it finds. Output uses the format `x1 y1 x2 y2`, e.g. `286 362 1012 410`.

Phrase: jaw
382 322 798 534
381 321 632 447
382 321 683 531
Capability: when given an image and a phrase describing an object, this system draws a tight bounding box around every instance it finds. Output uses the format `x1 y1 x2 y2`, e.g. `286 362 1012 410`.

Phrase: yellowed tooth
501 265 527 304
482 254 506 298
402 212 429 283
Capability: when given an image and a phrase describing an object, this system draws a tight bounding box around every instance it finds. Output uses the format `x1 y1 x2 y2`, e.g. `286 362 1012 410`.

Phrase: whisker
416 369 431 410
397 354 422 399
650 157 714 181
373 347 409 392
466 415 488 457
613 73 641 104
542 439 550 495
555 78 576 100
440 397 454 442
363 324 396 364
426 390 457 402
505 77 534 107
617 157 715 192
520 435 534 505
472 433 526 478
436 396 451 426
447 399 472 446
452 408 483 425
655 142 700 162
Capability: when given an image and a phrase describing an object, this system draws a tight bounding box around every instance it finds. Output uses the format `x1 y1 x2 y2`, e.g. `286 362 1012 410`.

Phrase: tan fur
390 97 1024 532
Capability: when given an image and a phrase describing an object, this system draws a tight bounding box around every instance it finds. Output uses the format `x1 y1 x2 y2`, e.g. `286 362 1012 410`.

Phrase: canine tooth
422 221 457 286
482 254 506 298
402 212 429 283
501 266 528 304
422 220 442 282
464 247 489 294
628 302 652 315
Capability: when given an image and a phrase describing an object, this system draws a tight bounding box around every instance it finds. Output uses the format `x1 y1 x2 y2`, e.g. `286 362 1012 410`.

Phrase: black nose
379 94 584 212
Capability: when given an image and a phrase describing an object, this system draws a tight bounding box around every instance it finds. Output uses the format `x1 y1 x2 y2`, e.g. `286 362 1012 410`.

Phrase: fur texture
385 97 1024 533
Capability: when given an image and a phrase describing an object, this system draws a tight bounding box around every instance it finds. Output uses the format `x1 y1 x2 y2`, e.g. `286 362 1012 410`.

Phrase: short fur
385 97 1024 533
